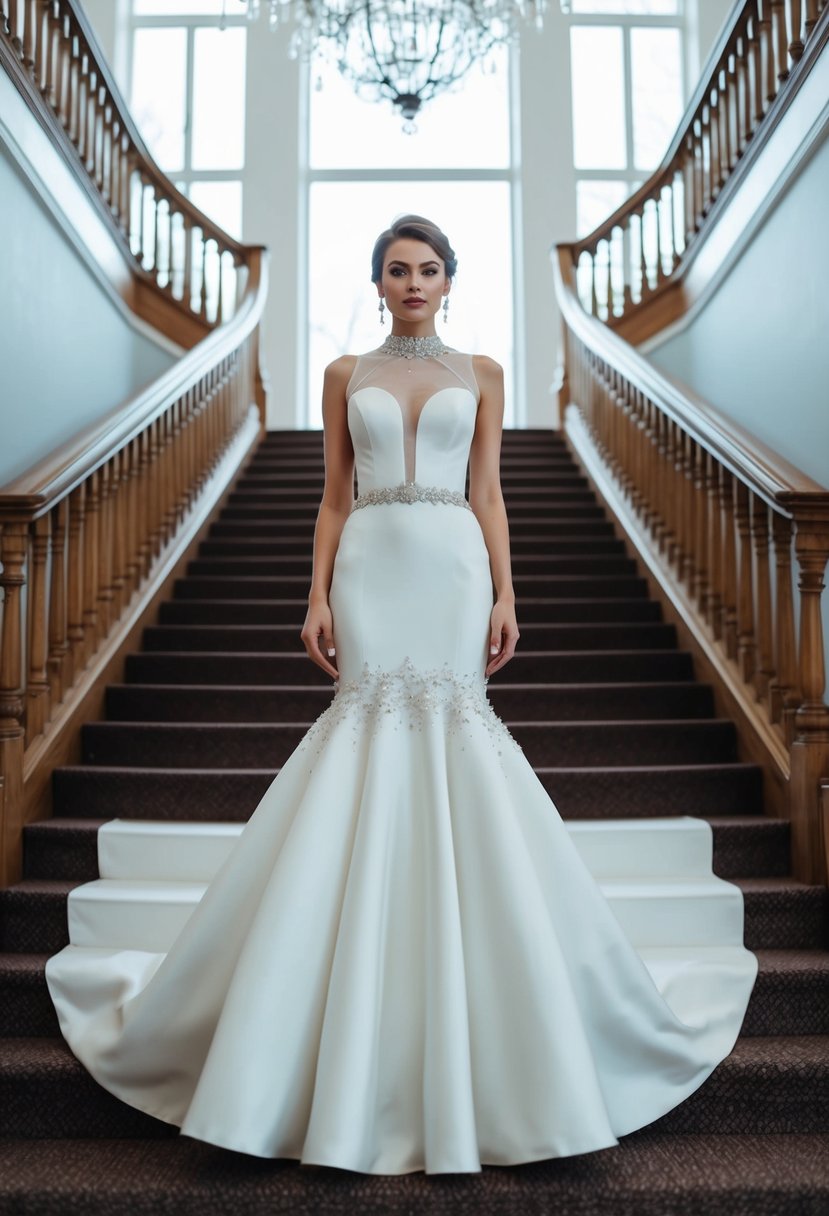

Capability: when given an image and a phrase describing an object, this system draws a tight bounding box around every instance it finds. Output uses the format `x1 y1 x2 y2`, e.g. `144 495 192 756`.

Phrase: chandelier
235 0 549 128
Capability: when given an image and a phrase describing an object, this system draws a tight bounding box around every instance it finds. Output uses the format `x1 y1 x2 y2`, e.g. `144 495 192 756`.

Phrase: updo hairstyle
370 215 458 285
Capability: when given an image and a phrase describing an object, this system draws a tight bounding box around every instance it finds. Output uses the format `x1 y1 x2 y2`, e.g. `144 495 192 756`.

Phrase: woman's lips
404 299 426 307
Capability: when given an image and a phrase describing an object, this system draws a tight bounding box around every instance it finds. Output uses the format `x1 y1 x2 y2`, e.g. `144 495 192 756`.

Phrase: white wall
0 148 174 486
647 129 829 490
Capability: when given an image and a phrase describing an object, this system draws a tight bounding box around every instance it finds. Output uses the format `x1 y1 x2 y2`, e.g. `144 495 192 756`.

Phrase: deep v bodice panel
345 349 479 494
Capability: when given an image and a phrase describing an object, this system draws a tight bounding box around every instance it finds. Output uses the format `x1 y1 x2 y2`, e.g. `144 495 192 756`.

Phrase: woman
46 215 757 1175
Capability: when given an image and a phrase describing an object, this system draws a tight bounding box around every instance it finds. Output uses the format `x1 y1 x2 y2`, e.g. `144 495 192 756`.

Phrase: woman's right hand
301 598 339 679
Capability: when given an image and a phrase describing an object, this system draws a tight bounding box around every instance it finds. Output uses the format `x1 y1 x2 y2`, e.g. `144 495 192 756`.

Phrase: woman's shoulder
323 354 359 385
471 353 504 381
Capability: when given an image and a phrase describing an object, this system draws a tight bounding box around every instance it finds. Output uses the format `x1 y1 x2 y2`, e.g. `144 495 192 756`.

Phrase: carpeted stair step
157 596 664 626
19 809 790 879
648 1037 829 1135
207 516 618 538
172 572 652 600
533 764 763 818
19 814 788 886
3 942 826 1042
105 679 716 724
0 955 59 1037
78 719 739 769
2 1036 827 1141
123 650 695 686
5 944 825 1046
51 762 764 823
184 554 639 578
197 535 626 558
221 501 612 521
0 882 77 953
140 622 679 654
707 816 791 878
0 1134 827 1216
739 879 829 950
741 951 829 1036
0 1039 175 1140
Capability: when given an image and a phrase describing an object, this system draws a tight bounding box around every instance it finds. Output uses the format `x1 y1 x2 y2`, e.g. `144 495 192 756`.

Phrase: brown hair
371 214 457 284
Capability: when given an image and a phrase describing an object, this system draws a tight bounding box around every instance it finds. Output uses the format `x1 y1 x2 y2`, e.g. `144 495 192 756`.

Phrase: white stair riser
67 879 744 952
97 817 715 883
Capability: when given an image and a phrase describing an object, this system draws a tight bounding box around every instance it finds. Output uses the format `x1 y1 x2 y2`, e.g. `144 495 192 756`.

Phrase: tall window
304 49 518 428
568 0 685 239
127 0 247 240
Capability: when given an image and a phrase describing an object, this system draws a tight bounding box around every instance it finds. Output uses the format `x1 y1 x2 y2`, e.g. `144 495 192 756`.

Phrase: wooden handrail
0 250 267 514
0 0 248 327
0 244 269 884
562 0 829 327
554 249 829 884
0 0 274 887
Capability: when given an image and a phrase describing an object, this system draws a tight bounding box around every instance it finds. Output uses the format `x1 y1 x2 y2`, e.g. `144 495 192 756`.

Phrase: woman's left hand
486 598 520 677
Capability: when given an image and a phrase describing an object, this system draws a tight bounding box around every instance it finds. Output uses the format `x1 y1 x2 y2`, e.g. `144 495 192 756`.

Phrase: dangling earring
442 295 450 324
378 298 385 326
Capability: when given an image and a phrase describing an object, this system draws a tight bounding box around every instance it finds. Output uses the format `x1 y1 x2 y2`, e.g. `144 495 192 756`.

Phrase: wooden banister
0 249 269 883
555 249 829 883
0 1 273 886
563 0 829 330
1 0 246 331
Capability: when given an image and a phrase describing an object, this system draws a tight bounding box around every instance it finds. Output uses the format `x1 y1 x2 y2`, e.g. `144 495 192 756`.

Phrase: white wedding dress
46 341 758 1175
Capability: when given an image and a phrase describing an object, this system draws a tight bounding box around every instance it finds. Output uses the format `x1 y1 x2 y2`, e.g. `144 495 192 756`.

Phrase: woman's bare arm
468 355 519 676
300 356 356 677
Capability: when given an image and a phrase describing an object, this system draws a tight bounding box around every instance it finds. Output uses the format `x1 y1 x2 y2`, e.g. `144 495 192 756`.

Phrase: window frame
298 47 525 428
568 5 686 235
125 6 247 232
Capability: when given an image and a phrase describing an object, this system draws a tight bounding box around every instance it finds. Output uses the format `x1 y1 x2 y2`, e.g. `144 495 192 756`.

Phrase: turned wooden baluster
110 449 127 617
0 524 27 742
604 236 614 321
37 0 51 98
707 456 724 639
66 484 85 678
198 233 209 320
771 0 790 81
707 92 720 202
693 442 711 617
735 480 757 684
803 0 819 35
787 0 804 59
751 495 775 704
27 516 51 741
771 511 801 741
790 508 829 883
20 0 35 68
96 459 114 637
720 469 739 659
81 469 100 659
123 438 141 595
47 498 70 705
3 1 20 51
0 521 27 886
67 27 81 144
134 429 151 579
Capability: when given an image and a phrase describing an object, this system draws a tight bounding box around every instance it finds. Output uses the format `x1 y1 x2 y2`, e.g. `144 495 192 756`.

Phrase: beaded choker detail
379 334 450 359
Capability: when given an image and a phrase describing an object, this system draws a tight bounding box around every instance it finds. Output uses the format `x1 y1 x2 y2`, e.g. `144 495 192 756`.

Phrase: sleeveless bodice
345 348 479 495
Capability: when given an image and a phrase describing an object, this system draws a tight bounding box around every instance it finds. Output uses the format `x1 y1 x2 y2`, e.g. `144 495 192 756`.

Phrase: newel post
0 522 28 886
788 501 829 884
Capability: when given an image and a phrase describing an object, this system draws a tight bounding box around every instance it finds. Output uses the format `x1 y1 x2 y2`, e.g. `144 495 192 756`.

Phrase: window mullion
184 25 195 180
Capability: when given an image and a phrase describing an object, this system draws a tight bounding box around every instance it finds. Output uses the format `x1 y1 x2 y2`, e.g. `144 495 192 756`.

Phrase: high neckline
378 334 451 360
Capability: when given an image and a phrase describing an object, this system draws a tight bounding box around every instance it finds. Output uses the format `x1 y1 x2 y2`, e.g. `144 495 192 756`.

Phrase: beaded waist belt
351 481 472 512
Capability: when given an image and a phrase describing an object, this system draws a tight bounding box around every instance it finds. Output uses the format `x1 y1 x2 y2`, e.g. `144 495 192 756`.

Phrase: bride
45 214 757 1175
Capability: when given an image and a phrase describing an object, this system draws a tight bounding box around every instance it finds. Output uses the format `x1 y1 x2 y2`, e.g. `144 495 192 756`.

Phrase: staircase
1 429 828 1213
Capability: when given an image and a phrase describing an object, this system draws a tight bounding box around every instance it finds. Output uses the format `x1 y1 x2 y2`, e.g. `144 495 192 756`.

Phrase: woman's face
377 237 450 329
